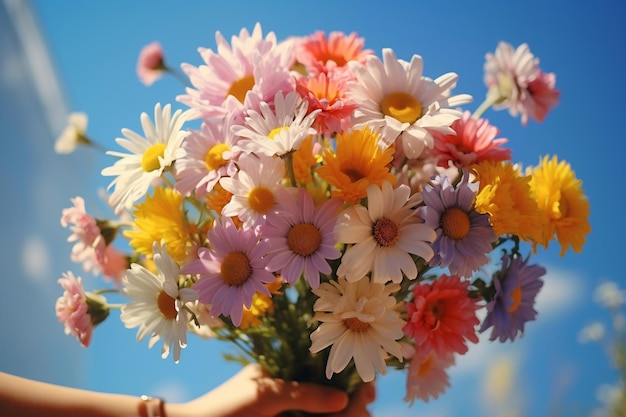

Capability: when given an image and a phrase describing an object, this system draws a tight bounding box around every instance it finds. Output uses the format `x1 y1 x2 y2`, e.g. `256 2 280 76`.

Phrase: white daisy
120 244 197 363
234 91 320 158
309 277 405 382
348 48 472 159
219 153 285 229
101 103 189 214
335 181 435 283
54 112 90 154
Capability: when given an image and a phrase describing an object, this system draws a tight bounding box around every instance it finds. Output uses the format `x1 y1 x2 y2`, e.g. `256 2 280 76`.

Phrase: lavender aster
479 253 545 342
419 171 496 277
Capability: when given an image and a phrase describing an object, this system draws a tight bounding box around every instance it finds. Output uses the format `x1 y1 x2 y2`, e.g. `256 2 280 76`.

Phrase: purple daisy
182 217 275 327
262 188 342 289
419 171 496 277
479 253 545 342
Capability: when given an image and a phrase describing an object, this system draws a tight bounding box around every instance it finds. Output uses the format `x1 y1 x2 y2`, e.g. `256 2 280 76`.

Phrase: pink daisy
177 23 295 120
432 110 512 169
60 196 107 274
55 271 96 347
484 41 559 125
404 349 455 404
263 188 343 289
98 245 128 285
136 41 166 86
182 217 275 327
403 274 481 358
174 113 241 198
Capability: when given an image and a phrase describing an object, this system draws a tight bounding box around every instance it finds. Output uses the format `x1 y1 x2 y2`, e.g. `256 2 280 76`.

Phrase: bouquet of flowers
54 23 591 409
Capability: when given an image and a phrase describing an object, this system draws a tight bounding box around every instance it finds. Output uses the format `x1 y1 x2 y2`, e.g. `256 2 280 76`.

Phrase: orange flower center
344 317 370 332
221 252 252 286
157 290 178 320
380 92 422 124
205 143 230 171
341 166 366 183
288 223 322 256
440 207 471 240
141 143 167 172
508 286 522 313
373 217 399 247
227 75 255 104
247 187 275 214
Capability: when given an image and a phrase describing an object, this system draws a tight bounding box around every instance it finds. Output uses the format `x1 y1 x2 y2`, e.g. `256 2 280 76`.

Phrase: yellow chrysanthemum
473 160 545 244
291 135 318 185
316 127 395 204
527 155 591 256
124 187 192 263
239 277 283 329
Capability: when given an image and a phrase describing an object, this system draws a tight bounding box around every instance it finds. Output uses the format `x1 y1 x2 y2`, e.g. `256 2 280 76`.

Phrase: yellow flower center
268 126 289 140
221 252 252 286
227 75 255 104
440 207 471 240
380 92 422 124
141 143 167 172
373 217 399 247
508 286 522 313
157 290 178 320
287 223 321 256
205 143 230 171
247 187 275 214
344 317 370 332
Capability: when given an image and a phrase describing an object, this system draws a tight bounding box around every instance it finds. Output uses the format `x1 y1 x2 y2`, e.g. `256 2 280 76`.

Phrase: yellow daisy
473 160 545 244
316 127 395 204
124 187 192 263
239 277 283 329
527 155 591 256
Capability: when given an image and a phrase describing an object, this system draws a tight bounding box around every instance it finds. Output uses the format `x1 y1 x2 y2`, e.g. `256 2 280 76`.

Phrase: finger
333 382 376 417
259 379 349 414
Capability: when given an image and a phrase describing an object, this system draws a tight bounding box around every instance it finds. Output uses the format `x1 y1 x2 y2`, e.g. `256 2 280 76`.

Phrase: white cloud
151 379 190 403
21 235 50 282
536 264 585 319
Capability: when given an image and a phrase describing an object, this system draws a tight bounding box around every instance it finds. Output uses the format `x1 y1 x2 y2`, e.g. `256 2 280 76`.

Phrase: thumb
264 380 349 414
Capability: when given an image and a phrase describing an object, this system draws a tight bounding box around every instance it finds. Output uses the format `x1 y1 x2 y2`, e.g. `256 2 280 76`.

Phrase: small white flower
577 321 605 343
593 281 626 309
54 112 89 154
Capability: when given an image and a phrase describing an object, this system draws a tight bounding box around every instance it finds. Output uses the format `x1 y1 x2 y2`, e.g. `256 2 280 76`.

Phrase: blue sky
1 0 625 416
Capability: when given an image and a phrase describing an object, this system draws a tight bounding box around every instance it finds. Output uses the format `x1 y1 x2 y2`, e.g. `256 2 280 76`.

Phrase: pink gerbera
61 196 107 274
404 349 455 404
263 188 342 289
295 72 357 135
182 217 275 327
522 71 560 123
403 275 481 358
294 30 373 81
136 41 166 86
55 271 96 347
178 23 295 120
432 110 511 168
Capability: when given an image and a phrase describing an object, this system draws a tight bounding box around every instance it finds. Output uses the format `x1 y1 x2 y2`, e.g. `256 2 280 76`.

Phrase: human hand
169 364 375 417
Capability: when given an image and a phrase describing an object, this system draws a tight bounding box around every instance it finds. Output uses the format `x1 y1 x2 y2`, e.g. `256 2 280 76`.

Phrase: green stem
284 152 298 187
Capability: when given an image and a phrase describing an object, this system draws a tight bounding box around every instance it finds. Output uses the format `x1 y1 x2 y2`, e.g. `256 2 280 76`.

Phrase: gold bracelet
140 395 165 417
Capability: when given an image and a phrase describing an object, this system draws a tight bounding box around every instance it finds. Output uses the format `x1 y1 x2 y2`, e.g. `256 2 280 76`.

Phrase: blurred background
1 0 625 416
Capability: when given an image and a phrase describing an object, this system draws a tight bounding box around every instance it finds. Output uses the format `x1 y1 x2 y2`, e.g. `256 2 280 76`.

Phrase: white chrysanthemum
120 244 197 363
54 112 89 154
101 103 189 213
309 277 405 382
348 48 472 159
335 181 435 283
234 91 320 157
219 153 285 229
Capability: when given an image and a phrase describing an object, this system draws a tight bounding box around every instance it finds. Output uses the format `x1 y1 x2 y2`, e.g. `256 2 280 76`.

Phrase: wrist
139 395 165 417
